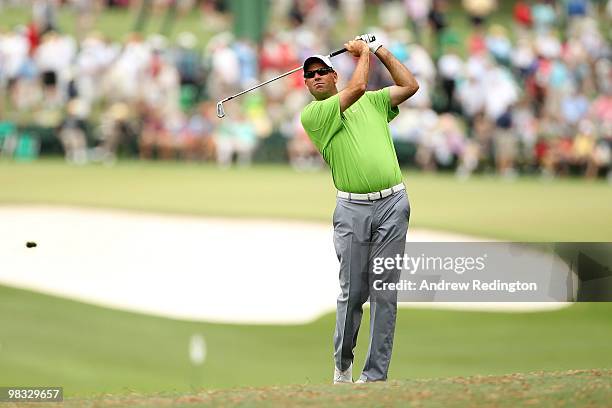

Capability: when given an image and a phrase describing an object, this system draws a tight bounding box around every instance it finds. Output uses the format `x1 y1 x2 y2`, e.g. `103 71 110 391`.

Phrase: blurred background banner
231 0 269 43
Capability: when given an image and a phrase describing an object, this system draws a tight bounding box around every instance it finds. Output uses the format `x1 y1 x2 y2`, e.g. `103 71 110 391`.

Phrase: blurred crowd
0 0 611 179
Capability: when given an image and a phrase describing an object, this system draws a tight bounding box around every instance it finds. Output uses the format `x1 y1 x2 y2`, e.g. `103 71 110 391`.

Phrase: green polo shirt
300 87 402 193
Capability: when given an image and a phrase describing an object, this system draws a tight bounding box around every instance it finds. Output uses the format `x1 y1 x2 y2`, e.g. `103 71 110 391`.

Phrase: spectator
71 0 100 41
511 37 536 79
103 33 149 103
513 0 533 30
182 101 216 161
172 31 204 106
75 33 117 108
493 109 518 177
339 0 364 35
98 102 137 164
214 104 257 167
456 62 485 134
482 60 519 122
162 111 188 160
564 0 589 20
561 87 590 128
428 0 448 56
486 24 512 66
32 0 58 35
205 32 240 101
437 42 463 112
35 31 76 105
512 97 539 167
0 27 30 108
139 105 166 160
462 0 497 26
572 119 595 169
58 98 88 165
0 0 609 179
403 0 431 42
532 0 558 34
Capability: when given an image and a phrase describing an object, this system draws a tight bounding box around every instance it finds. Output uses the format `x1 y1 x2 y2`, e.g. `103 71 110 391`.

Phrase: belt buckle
368 192 380 201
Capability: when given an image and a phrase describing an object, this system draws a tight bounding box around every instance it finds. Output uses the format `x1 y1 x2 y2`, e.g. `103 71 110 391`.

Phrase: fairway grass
1 285 611 397
1 160 611 241
64 369 611 408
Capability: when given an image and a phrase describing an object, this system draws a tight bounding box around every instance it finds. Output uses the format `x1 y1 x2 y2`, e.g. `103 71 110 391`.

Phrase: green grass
1 284 611 398
65 369 611 407
1 160 612 241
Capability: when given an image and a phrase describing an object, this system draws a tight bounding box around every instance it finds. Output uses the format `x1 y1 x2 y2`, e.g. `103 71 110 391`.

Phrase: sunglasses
304 67 334 79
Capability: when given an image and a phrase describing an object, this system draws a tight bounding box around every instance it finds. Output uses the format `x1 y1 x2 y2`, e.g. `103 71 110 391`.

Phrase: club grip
328 48 347 58
328 35 376 58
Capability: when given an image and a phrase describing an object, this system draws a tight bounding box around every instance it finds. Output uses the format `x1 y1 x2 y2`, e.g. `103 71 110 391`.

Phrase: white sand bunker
0 206 568 323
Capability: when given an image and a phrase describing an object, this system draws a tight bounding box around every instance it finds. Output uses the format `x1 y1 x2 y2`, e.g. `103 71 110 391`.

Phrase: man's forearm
338 40 371 112
375 47 418 90
347 52 370 91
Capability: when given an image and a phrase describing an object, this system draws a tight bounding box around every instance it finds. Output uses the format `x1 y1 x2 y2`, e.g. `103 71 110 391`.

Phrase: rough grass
51 369 612 407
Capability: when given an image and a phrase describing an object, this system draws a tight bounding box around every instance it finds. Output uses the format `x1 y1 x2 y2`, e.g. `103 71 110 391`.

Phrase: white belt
337 183 405 201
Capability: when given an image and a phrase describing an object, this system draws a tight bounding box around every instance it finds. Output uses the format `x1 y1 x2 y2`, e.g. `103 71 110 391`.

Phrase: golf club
216 35 375 118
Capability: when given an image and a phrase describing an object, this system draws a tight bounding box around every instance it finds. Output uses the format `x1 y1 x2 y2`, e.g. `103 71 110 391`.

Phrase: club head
216 101 225 118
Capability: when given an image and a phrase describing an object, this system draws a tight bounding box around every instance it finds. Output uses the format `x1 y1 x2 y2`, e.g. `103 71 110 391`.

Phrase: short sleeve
300 94 343 151
365 88 399 123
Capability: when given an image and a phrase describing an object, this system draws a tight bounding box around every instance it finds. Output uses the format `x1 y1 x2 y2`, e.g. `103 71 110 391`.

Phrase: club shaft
222 66 303 103
220 47 348 103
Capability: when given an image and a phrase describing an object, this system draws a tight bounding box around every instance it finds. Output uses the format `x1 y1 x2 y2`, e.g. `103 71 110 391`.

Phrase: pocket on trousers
333 199 344 229
403 190 411 220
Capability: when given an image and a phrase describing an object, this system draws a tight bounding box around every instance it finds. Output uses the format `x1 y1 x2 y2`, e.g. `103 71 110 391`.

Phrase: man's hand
355 33 382 54
344 40 369 57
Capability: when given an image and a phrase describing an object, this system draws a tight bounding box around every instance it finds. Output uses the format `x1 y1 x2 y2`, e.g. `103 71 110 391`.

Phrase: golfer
300 35 419 384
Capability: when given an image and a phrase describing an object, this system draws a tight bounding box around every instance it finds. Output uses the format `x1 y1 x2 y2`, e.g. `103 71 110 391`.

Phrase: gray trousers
333 189 410 381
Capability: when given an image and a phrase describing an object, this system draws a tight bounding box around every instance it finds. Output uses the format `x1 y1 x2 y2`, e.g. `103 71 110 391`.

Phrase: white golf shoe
355 376 385 384
333 363 353 384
